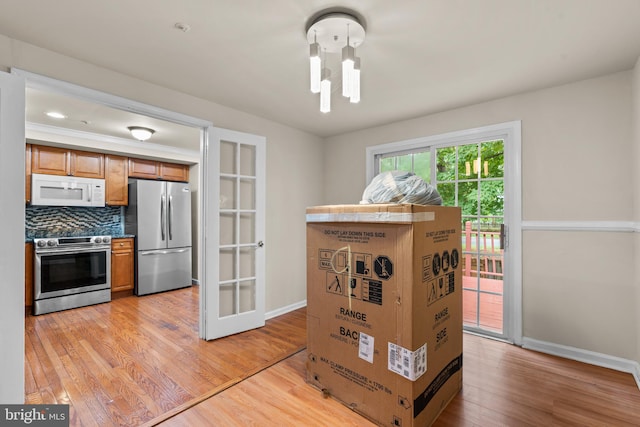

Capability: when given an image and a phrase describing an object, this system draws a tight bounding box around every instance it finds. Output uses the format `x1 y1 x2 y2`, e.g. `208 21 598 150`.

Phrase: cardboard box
306 204 462 427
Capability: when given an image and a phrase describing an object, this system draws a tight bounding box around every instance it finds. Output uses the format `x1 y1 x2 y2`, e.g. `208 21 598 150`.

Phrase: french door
202 127 266 340
368 122 521 342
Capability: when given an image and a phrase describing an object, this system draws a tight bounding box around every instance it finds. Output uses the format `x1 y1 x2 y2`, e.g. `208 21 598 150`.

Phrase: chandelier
306 10 366 113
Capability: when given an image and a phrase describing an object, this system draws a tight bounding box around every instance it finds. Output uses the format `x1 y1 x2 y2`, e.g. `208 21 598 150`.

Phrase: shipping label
359 332 375 363
388 342 427 381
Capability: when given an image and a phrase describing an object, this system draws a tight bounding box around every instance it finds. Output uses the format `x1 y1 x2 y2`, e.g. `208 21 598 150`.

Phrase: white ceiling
2 0 640 142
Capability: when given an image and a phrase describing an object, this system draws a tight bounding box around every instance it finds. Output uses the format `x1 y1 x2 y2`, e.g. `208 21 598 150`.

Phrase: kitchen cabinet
25 143 31 204
111 238 134 294
105 154 128 206
159 162 190 182
31 145 104 178
25 242 33 308
128 158 189 182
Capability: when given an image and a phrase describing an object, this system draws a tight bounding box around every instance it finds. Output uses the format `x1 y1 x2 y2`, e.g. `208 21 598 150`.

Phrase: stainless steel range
34 235 111 315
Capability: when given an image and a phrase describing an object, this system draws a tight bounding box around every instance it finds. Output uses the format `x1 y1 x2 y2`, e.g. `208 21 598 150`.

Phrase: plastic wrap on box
360 171 442 206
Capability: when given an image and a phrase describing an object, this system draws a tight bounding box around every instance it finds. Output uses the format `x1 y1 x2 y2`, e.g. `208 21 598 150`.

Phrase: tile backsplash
26 206 124 239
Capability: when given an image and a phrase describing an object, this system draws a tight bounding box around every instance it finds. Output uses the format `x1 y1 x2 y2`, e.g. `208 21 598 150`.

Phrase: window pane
220 141 236 174
458 181 478 216
219 283 237 317
436 147 456 182
240 144 256 177
414 151 430 183
437 182 455 207
239 280 256 313
480 180 504 217
480 140 504 178
379 157 395 172
396 154 412 172
458 144 479 178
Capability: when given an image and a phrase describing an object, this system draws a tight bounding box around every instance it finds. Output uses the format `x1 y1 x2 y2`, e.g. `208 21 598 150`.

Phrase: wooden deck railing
462 221 504 281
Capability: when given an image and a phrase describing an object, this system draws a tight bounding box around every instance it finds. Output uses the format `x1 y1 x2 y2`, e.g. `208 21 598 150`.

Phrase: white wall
323 71 638 362
633 57 640 371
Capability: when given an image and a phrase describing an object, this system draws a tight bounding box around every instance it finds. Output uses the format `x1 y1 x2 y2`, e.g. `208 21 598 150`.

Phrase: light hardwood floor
25 287 306 426
26 287 640 426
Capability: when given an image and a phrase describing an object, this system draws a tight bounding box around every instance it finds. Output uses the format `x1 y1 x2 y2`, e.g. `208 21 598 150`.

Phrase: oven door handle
140 248 189 255
35 247 110 256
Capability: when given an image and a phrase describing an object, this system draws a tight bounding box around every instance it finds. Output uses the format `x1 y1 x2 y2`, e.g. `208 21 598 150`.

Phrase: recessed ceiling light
46 111 66 119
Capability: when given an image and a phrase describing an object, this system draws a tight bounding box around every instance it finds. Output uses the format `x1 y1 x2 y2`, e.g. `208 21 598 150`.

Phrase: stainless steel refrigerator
125 179 192 296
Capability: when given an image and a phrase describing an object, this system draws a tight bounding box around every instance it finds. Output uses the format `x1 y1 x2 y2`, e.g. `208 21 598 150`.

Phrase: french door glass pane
220 283 236 317
220 141 236 174
239 212 255 244
220 213 236 245
240 144 256 176
220 248 236 281
239 280 256 313
240 178 255 210
220 177 236 209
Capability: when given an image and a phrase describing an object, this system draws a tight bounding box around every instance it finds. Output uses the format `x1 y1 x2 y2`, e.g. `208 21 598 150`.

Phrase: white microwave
31 173 105 207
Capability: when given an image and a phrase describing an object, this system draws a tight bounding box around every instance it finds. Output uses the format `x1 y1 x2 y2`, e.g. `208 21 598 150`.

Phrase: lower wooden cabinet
111 238 134 294
25 242 33 307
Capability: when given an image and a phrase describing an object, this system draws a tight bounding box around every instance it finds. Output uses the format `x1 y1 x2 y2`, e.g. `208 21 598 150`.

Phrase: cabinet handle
119 243 124 246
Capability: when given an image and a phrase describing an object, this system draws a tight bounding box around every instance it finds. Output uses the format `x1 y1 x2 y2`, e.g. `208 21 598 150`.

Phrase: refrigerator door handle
140 248 190 256
161 194 166 241
168 195 173 241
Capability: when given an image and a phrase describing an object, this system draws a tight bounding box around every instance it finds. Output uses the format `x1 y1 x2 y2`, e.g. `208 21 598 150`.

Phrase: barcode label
388 342 427 381
358 332 375 363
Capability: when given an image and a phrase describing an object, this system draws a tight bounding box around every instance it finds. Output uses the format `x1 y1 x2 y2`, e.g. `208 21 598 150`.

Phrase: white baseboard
522 337 640 391
265 300 307 320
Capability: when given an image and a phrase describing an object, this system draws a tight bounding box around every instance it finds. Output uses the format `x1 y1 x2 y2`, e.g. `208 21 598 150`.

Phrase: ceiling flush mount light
306 10 365 112
46 111 66 119
128 126 155 141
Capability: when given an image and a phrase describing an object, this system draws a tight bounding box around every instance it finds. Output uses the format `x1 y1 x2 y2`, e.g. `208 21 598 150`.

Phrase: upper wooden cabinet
31 145 104 178
160 162 190 182
128 158 189 182
105 155 128 206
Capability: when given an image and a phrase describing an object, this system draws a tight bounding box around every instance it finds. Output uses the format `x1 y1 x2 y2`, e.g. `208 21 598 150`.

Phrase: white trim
26 122 200 162
11 68 211 128
522 220 639 232
265 300 307 320
522 337 640 391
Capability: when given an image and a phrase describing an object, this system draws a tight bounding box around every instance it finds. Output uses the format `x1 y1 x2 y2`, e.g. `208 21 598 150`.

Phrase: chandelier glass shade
306 11 365 113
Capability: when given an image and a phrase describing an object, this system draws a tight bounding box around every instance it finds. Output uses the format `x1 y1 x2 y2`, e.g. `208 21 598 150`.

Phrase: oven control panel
34 235 112 251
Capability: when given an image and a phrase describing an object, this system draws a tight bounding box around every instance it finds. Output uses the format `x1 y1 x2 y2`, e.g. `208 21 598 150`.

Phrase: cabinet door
31 145 69 176
105 155 128 206
25 243 33 307
111 238 134 293
128 158 160 179
160 162 189 182
71 150 104 178
25 143 31 204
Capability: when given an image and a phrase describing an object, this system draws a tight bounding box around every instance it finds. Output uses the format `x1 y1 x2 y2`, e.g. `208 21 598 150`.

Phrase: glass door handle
499 224 506 250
